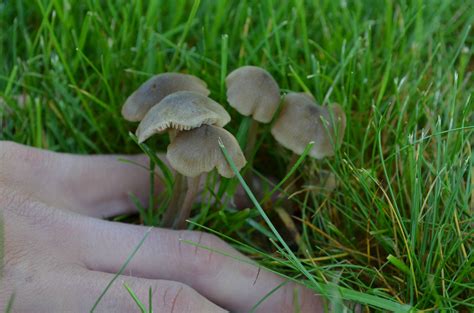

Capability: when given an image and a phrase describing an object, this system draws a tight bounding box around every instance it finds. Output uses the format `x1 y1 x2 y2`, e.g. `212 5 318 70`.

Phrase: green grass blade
123 283 147 313
90 227 153 312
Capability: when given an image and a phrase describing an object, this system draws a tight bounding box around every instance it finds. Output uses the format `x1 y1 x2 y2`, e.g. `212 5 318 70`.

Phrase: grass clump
1 0 473 311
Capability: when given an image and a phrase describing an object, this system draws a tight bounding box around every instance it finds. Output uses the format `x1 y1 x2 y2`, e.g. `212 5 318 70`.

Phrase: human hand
0 141 322 312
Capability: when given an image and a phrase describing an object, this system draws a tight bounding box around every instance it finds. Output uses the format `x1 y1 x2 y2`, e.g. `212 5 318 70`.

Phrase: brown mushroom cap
136 91 231 143
122 73 210 122
226 66 280 123
166 125 247 178
271 92 346 159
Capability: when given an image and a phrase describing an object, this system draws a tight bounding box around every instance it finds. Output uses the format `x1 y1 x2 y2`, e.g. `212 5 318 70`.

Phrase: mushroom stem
160 130 183 228
172 175 202 229
244 118 259 159
243 118 259 185
274 206 309 254
283 153 300 193
274 153 300 216
161 172 187 227
168 129 177 142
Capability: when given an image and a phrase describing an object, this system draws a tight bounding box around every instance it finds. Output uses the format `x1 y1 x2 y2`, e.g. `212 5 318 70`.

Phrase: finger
86 270 228 313
0 141 163 217
0 141 275 216
5 265 226 313
0 190 225 313
75 218 323 312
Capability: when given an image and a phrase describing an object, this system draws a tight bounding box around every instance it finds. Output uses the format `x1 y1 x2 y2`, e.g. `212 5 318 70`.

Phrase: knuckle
0 187 34 214
0 142 17 182
159 282 196 313
0 141 51 179
277 284 318 313
0 141 30 166
176 231 229 278
3 236 29 271
0 141 19 160
0 187 66 230
2 225 38 293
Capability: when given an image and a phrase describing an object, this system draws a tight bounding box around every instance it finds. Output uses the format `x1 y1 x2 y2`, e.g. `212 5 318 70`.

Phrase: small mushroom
166 125 247 228
226 66 281 158
136 91 230 143
167 124 246 178
135 91 235 229
122 73 209 122
271 92 346 159
226 66 280 123
271 93 346 249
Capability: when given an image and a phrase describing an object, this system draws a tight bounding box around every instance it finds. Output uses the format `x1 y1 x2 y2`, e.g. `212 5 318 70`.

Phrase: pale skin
0 141 323 313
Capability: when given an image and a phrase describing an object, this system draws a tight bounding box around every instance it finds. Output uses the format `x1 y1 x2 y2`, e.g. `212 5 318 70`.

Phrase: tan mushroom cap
226 66 280 123
136 91 231 143
122 73 210 122
167 125 247 178
271 92 346 159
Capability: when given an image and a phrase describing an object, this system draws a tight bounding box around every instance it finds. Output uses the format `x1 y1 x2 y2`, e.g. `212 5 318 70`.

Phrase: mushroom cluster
123 74 246 229
122 67 346 229
225 68 346 248
225 67 346 169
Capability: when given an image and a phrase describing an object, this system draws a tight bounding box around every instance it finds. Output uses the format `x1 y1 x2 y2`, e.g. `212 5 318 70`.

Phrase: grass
1 0 473 311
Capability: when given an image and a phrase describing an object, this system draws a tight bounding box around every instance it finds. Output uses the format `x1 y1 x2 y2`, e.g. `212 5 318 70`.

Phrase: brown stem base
274 206 308 254
243 119 259 191
281 153 300 197
161 173 187 228
244 118 259 159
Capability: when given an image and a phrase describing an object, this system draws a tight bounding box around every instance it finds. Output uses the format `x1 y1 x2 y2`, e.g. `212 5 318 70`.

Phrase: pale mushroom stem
161 173 187 227
276 153 310 255
160 130 181 227
274 206 308 254
172 175 202 229
168 129 177 142
269 152 300 239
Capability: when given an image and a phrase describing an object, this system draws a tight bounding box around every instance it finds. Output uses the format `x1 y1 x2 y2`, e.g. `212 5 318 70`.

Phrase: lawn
1 0 473 312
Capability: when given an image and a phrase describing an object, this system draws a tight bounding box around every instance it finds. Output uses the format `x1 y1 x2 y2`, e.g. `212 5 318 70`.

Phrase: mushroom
122 73 209 122
225 66 281 157
271 92 346 160
167 124 247 228
135 91 233 228
136 91 230 142
270 92 346 250
168 124 246 178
